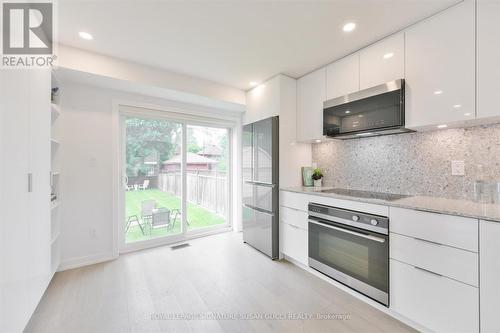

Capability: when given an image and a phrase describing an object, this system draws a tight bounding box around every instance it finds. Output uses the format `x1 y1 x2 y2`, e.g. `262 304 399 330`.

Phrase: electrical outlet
451 160 465 176
89 228 97 238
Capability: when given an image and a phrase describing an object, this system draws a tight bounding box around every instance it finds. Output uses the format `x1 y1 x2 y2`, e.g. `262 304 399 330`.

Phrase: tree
187 127 201 153
216 133 228 171
125 118 181 176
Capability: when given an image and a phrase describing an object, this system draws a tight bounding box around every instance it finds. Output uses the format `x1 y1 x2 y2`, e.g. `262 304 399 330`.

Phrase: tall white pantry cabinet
0 69 52 333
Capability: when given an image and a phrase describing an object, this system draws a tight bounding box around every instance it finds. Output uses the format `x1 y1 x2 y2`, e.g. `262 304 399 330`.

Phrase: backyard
125 189 226 243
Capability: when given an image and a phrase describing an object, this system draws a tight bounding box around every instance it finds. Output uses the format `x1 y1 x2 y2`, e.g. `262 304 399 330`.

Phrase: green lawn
125 189 225 243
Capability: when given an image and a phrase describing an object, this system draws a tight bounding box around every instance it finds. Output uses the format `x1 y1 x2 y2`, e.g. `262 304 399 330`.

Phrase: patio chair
169 209 189 230
141 199 156 226
150 208 171 235
124 176 134 191
126 215 146 235
138 179 150 190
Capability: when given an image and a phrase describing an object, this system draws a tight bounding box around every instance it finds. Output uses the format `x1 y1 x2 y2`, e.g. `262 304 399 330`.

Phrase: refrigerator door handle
244 180 276 188
242 204 275 217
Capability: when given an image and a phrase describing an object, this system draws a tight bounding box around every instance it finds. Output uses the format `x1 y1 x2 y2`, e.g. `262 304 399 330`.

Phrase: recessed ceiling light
464 112 472 116
315 139 322 143
453 104 462 108
345 110 351 114
249 81 258 87
343 22 356 32
434 90 443 95
437 124 447 129
383 52 394 59
79 31 93 40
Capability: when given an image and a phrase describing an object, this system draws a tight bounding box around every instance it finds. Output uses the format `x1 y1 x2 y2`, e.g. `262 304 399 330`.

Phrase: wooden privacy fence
158 170 227 216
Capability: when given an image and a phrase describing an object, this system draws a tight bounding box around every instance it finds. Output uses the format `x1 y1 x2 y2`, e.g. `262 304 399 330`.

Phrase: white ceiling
58 0 460 91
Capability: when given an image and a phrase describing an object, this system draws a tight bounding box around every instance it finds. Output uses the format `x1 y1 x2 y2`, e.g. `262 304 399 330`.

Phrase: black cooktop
320 188 411 201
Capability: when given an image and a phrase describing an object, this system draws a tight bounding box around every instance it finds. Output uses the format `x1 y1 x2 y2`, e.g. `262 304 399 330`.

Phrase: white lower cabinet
390 207 478 252
280 205 308 266
281 206 308 230
279 193 489 332
480 220 500 333
389 207 479 332
390 233 478 287
280 221 308 266
390 259 479 333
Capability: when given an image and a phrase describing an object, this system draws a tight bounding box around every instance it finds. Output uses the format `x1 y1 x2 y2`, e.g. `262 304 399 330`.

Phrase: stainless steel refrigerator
242 116 279 259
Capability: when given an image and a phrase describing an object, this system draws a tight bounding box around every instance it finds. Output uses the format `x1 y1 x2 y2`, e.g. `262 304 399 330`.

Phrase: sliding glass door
121 112 231 249
124 116 184 243
186 125 229 232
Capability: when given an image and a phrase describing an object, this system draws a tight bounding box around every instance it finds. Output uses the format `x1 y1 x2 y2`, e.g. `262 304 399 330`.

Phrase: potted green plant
312 168 323 187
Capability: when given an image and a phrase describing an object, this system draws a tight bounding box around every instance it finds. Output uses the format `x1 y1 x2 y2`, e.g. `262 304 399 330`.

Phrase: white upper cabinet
326 53 359 100
297 67 326 142
360 33 405 90
405 0 475 129
477 0 500 120
244 76 281 125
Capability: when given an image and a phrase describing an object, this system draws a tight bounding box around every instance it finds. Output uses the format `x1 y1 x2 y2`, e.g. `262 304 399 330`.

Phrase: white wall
58 80 242 270
58 45 246 110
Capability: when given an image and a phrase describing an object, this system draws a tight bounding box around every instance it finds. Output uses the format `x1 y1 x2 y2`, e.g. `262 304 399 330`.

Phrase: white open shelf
50 70 61 276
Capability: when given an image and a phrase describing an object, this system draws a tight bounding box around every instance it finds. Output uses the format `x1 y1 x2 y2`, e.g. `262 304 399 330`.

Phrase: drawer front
280 190 389 216
281 222 308 265
280 206 308 230
280 191 309 211
390 207 478 252
390 259 479 333
243 182 275 212
390 233 478 286
242 206 273 257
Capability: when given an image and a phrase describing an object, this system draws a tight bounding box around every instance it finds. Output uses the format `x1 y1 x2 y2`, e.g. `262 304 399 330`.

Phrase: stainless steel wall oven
308 203 389 306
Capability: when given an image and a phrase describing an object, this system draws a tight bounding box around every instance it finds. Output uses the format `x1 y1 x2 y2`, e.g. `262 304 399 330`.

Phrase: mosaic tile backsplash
311 124 500 199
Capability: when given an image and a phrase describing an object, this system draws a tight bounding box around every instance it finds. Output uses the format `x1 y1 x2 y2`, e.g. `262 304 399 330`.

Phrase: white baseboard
58 252 118 272
281 254 431 333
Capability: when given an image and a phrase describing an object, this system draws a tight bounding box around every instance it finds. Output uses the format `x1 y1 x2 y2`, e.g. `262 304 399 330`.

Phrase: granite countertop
281 186 500 223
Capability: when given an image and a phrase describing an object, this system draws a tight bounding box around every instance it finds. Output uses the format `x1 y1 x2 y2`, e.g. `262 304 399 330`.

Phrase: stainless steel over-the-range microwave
323 79 412 139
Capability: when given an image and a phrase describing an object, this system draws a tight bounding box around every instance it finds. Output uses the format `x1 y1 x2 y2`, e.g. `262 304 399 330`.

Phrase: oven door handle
308 219 386 243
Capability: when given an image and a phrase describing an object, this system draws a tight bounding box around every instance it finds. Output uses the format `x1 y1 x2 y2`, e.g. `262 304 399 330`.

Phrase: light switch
451 160 465 176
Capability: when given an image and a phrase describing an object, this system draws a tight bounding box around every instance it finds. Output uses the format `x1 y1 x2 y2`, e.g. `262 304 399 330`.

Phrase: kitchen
242 1 500 332
2 0 500 332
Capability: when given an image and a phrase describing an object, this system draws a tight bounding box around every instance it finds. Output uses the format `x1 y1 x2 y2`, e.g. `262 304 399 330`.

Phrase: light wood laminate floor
26 232 416 333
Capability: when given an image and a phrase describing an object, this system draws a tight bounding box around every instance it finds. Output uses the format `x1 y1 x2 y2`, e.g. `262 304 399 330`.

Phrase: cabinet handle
413 237 443 247
288 224 300 229
28 173 33 192
282 206 303 212
413 265 442 277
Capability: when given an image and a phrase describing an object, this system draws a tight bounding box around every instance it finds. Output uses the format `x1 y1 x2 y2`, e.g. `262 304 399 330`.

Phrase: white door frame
112 100 236 254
